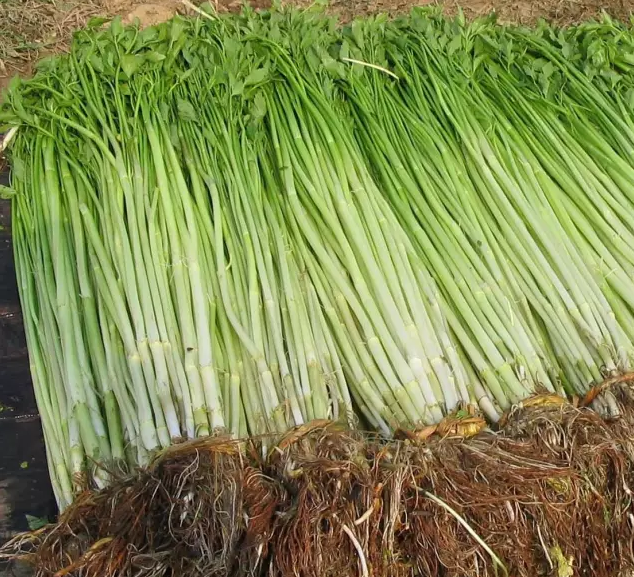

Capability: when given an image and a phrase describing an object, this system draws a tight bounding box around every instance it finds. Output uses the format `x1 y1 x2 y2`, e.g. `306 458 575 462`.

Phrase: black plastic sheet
0 168 56 545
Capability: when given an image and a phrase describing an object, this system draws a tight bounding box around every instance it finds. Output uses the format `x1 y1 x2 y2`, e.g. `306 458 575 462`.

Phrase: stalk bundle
1 5 634 511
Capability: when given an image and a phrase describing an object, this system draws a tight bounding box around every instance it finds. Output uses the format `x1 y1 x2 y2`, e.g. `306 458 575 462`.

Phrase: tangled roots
3 394 634 577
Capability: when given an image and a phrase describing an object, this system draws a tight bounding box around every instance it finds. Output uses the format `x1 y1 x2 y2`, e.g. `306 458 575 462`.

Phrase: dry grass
316 0 632 24
0 0 109 91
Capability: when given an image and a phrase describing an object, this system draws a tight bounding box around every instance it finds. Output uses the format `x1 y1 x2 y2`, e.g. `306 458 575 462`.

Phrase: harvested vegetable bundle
2 6 634 510
338 15 631 391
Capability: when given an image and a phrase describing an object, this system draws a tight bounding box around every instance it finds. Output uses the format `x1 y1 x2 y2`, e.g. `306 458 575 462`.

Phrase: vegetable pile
2 5 634 509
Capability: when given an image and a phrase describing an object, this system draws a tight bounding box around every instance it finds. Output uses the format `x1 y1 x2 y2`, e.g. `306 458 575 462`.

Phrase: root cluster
3 386 634 577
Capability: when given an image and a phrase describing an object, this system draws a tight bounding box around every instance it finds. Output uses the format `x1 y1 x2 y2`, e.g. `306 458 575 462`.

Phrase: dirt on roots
2 382 634 577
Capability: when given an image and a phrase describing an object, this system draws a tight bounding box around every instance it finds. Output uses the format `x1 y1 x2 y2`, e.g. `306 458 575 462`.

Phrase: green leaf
322 56 346 79
456 7 466 26
587 40 602 58
90 54 105 73
177 98 197 122
339 40 350 60
120 54 145 77
269 22 281 43
20 461 28 469
224 38 241 60
0 185 16 200
541 61 555 80
206 68 225 90
447 34 462 55
87 17 110 29
252 92 267 120
110 16 123 37
178 67 196 82
600 68 621 87
7 75 21 95
351 19 364 50
244 67 269 88
306 48 320 71
139 26 159 43
231 79 245 97
169 123 179 148
145 51 166 63
12 158 25 180
562 43 573 58
170 17 187 44
25 514 48 531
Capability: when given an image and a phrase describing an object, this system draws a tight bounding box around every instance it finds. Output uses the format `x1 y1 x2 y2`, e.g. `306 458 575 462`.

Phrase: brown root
3 390 634 577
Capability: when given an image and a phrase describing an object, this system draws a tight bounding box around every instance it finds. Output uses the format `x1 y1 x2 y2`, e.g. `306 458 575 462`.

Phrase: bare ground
0 0 632 96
